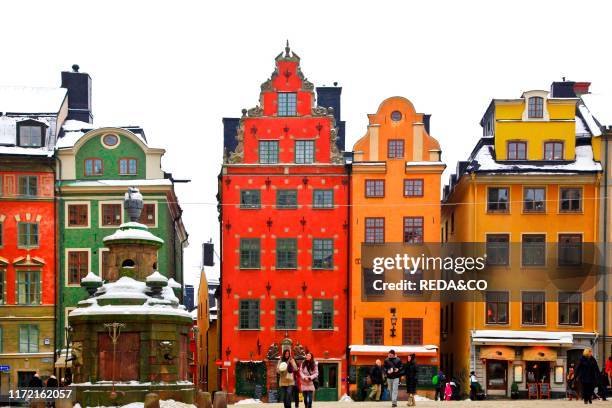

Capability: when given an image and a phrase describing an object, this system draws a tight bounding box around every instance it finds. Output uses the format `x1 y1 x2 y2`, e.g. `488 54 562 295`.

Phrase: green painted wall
75 135 146 180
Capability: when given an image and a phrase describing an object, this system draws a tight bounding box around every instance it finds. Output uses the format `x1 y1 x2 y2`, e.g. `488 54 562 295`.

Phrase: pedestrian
576 347 600 405
567 367 577 400
469 371 477 400
444 381 452 401
277 349 298 408
383 350 403 407
606 356 612 387
293 363 301 408
46 375 58 408
434 370 445 401
598 368 609 401
29 372 43 388
404 354 417 407
368 359 384 401
300 352 318 408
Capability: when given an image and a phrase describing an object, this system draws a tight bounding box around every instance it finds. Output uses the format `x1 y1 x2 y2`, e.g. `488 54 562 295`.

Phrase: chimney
423 114 432 134
222 117 240 154
61 64 93 123
316 84 345 151
203 242 215 267
550 80 576 98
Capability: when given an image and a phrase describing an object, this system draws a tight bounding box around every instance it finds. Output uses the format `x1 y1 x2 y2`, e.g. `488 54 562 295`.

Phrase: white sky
2 0 611 296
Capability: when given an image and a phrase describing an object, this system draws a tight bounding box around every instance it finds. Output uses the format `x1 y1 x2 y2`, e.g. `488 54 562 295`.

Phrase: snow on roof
103 224 164 244
57 120 149 149
405 161 445 166
578 103 602 137
61 178 172 188
471 330 586 345
0 145 53 157
168 278 181 289
349 345 438 355
582 93 612 129
0 86 66 114
70 276 191 319
470 143 601 173
146 271 169 283
81 271 102 283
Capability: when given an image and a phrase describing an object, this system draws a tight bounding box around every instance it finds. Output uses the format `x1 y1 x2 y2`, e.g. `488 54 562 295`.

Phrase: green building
54 122 188 350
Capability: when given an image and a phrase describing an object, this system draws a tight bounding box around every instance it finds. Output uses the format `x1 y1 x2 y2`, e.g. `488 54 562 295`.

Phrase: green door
315 363 338 401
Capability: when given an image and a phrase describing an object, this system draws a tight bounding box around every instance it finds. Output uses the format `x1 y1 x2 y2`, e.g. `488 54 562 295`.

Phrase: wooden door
98 332 140 381
486 360 508 391
315 363 338 401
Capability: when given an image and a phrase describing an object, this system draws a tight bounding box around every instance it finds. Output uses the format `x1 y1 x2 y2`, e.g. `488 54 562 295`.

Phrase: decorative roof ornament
124 187 144 222
285 40 291 58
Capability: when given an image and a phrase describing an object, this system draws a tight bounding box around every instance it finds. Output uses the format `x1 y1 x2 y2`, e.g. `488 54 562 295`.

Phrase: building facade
219 45 349 401
349 97 444 399
0 84 68 392
441 85 601 397
55 123 188 349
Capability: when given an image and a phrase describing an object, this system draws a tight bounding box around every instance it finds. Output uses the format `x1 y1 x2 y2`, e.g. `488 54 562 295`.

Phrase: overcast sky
2 0 611 296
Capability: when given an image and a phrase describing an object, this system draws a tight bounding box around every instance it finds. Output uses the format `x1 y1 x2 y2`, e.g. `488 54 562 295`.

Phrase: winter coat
369 365 384 385
300 361 319 392
384 357 403 379
46 376 59 388
278 358 298 387
576 355 600 385
404 354 418 394
29 375 43 388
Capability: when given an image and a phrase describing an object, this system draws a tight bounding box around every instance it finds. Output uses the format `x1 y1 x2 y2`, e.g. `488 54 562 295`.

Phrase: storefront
472 330 596 398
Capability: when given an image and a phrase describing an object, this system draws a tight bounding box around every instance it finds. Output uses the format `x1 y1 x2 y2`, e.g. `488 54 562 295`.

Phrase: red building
219 44 348 401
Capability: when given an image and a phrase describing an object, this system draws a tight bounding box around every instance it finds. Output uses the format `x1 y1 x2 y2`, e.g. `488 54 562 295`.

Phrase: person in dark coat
28 373 43 388
434 370 446 401
598 368 609 401
576 348 600 404
404 354 417 406
46 375 58 388
368 359 385 401
384 350 403 407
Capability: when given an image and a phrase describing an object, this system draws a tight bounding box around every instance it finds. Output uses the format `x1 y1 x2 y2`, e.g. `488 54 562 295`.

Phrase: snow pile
81 271 102 283
70 276 190 318
103 223 164 244
168 278 182 289
339 394 353 402
234 399 262 405
414 395 432 401
147 271 169 284
582 93 612 128
83 400 195 408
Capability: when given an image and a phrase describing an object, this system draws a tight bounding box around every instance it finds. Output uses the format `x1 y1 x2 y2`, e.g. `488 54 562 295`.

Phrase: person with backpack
384 350 403 407
368 359 384 401
433 370 445 401
300 352 318 408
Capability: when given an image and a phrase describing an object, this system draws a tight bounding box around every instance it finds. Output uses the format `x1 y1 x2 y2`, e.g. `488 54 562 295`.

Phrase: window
522 234 545 266
313 189 333 209
18 126 43 147
388 140 404 159
524 187 545 213
528 96 544 118
364 318 384 345
450 212 455 234
559 234 582 266
18 222 39 248
19 325 39 353
275 299 297 329
240 190 261 209
239 300 259 329
101 250 109 279
365 180 384 198
522 292 545 325
259 140 279 164
365 218 385 244
17 270 40 304
278 92 297 116
403 217 424 244
276 238 297 269
486 234 509 265
507 141 527 160
404 179 424 197
402 318 423 345
312 299 333 330
139 203 156 226
364 268 384 296
559 292 582 325
560 188 582 212
119 158 137 175
68 251 89 285
486 291 509 324
102 134 119 147
85 158 103 176
295 140 315 164
68 204 89 227
240 238 260 269
18 176 38 196
544 142 564 160
313 238 333 269
487 187 509 212
276 189 297 209
101 204 122 226
391 111 403 121
403 268 423 296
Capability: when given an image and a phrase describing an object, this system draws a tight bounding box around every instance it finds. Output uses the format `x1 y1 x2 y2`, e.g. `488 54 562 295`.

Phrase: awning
480 345 515 360
472 330 578 346
54 355 72 368
349 345 438 356
523 347 557 361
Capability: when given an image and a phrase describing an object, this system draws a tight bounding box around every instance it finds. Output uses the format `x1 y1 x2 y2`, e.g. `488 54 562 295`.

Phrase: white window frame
98 200 124 228
65 201 91 229
98 247 109 280
65 248 92 288
521 90 550 121
140 201 158 228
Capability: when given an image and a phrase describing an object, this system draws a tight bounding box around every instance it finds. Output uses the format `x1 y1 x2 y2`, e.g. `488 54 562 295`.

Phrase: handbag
307 365 320 389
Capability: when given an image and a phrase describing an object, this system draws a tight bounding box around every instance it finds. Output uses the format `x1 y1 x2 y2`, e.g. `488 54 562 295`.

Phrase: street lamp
390 308 398 338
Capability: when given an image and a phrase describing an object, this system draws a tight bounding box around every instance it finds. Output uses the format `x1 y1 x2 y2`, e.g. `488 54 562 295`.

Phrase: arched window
121 259 135 268
528 97 544 118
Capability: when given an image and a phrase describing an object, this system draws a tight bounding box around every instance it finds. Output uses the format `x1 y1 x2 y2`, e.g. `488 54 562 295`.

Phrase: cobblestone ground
231 400 611 407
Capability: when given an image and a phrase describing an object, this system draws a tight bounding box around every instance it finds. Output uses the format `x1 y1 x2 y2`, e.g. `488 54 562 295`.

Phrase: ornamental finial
285 40 291 57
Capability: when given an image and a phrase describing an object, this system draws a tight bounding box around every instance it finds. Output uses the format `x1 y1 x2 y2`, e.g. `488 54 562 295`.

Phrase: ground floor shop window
486 359 508 390
526 361 550 383
235 361 266 397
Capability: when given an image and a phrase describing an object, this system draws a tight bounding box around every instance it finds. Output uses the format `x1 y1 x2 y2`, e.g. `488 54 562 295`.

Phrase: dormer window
278 92 297 116
528 97 544 118
17 122 45 147
507 141 527 160
544 141 564 160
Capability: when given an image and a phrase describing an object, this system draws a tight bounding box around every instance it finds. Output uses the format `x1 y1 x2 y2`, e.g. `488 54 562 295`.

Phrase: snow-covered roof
582 93 612 129
349 344 438 355
578 103 602 137
70 276 191 319
405 161 445 167
471 330 590 346
81 271 102 283
469 143 601 173
103 223 164 244
57 120 149 149
61 179 173 188
0 86 66 114
0 145 53 157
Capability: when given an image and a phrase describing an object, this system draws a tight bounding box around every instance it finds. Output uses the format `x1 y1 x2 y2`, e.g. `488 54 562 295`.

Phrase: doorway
18 371 35 388
315 363 338 401
486 360 508 391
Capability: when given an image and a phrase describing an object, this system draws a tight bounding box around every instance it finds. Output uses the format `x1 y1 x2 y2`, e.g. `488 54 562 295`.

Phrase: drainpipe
603 130 609 358
45 157 60 372
217 172 224 391
345 161 351 398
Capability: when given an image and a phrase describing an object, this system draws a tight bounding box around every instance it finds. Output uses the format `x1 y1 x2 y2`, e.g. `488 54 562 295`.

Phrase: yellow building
196 268 220 392
442 86 602 398
349 97 445 399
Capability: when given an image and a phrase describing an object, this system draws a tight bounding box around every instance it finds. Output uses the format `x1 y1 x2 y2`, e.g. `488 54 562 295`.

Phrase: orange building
349 97 445 398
